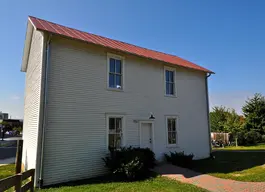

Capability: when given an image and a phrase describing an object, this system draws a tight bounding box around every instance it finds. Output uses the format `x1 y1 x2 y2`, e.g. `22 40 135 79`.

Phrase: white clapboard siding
22 30 44 171
41 36 210 186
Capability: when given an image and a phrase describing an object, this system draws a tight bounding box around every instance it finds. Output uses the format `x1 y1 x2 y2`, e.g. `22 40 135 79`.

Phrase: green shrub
102 147 156 180
237 131 246 145
164 151 194 168
245 131 261 145
237 131 261 146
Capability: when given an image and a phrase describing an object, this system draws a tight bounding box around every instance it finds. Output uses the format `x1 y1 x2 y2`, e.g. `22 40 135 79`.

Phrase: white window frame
107 53 125 91
165 115 178 147
164 66 177 97
106 114 126 150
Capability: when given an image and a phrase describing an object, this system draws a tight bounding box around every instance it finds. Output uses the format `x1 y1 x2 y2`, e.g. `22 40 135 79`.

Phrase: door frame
139 120 155 150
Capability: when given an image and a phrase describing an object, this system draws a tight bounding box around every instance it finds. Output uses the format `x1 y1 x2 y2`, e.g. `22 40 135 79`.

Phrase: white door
140 123 153 149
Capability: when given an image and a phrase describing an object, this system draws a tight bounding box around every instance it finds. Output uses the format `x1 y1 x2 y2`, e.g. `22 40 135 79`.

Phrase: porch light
149 113 155 119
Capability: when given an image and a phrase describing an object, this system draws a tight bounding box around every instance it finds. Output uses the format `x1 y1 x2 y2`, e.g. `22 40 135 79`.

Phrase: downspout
38 34 52 188
205 73 212 156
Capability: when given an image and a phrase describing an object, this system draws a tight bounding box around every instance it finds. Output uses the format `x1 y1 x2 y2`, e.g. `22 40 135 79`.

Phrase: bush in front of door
164 151 194 168
102 147 156 180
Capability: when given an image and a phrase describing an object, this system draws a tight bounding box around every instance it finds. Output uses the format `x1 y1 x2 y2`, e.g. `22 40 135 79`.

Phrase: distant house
21 16 213 187
0 112 8 120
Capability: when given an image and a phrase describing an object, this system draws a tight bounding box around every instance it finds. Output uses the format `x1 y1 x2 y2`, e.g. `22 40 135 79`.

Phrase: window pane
166 82 170 95
169 71 174 82
116 60 122 74
109 118 115 130
171 132 176 144
109 134 122 149
166 70 170 82
168 132 172 144
168 119 172 131
169 83 174 95
172 119 176 131
168 71 172 82
110 58 115 72
115 75 122 89
109 74 115 88
116 118 122 133
109 134 115 148
115 134 121 148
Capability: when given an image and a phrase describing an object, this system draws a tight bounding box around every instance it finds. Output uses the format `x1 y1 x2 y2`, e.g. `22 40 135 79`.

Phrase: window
165 67 176 96
108 55 123 89
108 116 124 149
166 117 177 146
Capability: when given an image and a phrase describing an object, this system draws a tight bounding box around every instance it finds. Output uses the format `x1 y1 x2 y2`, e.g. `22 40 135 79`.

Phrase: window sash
167 118 177 145
166 70 174 83
108 117 123 148
109 58 122 89
165 70 175 95
109 134 122 148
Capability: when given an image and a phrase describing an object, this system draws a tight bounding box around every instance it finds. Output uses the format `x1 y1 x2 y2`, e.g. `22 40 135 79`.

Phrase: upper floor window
164 67 176 96
108 54 124 90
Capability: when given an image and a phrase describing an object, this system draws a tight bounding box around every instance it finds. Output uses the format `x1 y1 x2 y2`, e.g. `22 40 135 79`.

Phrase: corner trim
21 20 34 72
205 73 212 155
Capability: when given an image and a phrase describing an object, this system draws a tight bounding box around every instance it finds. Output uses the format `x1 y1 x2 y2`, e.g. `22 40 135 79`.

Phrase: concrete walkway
154 164 265 192
0 157 15 166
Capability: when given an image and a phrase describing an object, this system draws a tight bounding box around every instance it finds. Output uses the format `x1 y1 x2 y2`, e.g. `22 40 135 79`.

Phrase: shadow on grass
191 151 265 174
154 164 202 178
155 151 265 179
42 171 159 189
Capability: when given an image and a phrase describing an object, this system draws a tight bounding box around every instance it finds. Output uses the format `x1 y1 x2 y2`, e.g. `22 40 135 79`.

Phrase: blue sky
1 0 265 118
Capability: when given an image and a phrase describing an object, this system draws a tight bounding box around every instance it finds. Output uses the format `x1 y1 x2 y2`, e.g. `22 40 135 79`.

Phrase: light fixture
149 112 155 119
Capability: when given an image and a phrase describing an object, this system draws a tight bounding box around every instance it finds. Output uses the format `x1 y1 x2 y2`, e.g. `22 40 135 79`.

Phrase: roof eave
34 29 215 74
21 18 35 72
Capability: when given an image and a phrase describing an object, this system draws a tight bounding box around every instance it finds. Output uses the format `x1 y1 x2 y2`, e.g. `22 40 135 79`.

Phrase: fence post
16 140 23 174
15 173 22 192
30 170 35 192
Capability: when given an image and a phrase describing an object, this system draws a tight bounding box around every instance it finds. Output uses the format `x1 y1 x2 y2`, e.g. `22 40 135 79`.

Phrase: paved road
0 147 17 159
0 157 15 166
2 136 22 141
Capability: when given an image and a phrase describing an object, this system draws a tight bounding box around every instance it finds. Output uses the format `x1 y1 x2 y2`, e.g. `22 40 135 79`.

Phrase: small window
108 116 123 149
108 57 123 89
165 67 176 96
166 117 177 145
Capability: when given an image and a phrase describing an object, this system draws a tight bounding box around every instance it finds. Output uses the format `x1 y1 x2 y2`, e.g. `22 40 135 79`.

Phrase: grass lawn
192 151 265 182
0 164 15 180
213 143 265 150
39 177 208 192
0 164 208 192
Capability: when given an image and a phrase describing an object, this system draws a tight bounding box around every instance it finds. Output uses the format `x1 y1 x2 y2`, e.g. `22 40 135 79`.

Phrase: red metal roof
29 16 213 73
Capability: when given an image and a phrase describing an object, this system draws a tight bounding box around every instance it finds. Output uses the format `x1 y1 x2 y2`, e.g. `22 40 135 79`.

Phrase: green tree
210 106 228 132
224 109 243 134
242 93 265 135
210 106 243 133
